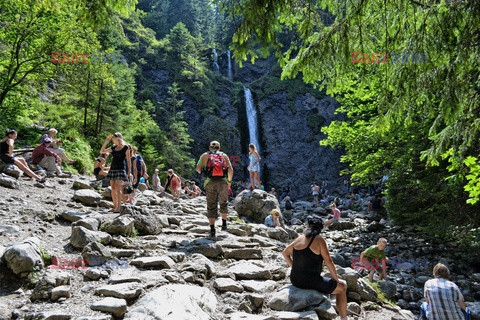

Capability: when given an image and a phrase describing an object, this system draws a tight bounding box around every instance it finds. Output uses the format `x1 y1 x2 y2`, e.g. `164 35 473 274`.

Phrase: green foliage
39 248 52 267
131 226 138 238
219 0 480 236
367 281 394 306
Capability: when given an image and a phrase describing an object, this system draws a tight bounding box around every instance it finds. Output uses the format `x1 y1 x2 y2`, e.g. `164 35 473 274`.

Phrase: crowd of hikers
1 129 473 320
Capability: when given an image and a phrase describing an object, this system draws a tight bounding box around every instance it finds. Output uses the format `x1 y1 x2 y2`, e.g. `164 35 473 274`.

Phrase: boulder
73 189 102 206
102 216 135 236
267 285 326 311
31 270 71 301
70 226 111 249
72 180 93 190
4 237 43 274
226 261 272 280
378 280 397 300
213 278 244 293
91 297 127 317
0 173 20 189
81 242 113 266
0 163 22 179
128 207 163 235
329 220 356 231
125 284 217 320
234 190 280 223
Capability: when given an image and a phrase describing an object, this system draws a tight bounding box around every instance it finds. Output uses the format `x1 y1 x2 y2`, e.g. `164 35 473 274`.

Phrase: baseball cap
210 141 220 148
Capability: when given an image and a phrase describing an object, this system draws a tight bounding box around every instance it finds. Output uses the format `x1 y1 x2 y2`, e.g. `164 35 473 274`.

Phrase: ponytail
304 215 323 238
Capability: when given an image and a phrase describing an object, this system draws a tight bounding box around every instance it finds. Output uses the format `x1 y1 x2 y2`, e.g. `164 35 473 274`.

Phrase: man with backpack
196 141 234 239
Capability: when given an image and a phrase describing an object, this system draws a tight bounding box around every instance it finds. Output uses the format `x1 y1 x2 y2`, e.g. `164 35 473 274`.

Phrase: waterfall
243 86 260 158
212 49 219 72
227 50 233 81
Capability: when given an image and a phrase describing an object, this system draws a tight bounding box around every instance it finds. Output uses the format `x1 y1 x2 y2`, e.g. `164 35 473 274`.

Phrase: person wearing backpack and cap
196 140 234 239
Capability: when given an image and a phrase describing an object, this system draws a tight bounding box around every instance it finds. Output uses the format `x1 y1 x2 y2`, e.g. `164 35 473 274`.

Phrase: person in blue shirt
264 209 281 227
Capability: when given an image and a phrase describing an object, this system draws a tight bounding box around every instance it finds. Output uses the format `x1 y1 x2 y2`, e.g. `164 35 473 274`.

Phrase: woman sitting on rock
93 154 110 179
282 215 348 320
0 129 45 182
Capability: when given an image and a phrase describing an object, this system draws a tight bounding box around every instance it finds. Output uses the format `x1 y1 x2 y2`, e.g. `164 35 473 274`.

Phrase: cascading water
227 50 233 81
244 87 261 176
212 49 219 72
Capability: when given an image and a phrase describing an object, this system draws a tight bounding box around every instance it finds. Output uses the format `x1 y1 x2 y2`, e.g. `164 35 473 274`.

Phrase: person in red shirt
323 203 341 230
32 138 70 177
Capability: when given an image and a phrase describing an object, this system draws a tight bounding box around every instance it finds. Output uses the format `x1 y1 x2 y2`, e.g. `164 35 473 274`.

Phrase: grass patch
39 247 52 267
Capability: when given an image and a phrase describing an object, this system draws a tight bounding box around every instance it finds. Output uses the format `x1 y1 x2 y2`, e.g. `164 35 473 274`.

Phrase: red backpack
205 151 227 178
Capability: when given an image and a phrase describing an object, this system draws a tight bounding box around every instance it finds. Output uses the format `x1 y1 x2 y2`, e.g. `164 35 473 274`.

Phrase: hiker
93 154 110 180
264 209 281 228
359 238 388 282
269 187 278 198
421 263 471 320
279 185 291 201
129 146 147 204
368 193 385 214
40 128 75 164
165 169 181 199
311 182 320 207
32 138 71 178
323 203 341 230
0 129 45 182
190 181 202 197
282 215 348 320
100 132 132 213
184 180 195 197
151 168 164 192
282 196 293 222
248 143 261 190
195 140 233 239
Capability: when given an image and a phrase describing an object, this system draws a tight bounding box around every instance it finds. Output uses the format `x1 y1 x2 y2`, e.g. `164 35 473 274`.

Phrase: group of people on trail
0 128 76 183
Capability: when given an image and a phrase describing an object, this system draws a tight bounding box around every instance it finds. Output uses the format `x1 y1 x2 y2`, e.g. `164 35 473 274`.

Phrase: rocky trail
0 173 479 320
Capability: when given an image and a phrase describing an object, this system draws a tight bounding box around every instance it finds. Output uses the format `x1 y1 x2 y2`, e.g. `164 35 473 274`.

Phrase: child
264 209 281 228
323 203 341 230
360 238 388 282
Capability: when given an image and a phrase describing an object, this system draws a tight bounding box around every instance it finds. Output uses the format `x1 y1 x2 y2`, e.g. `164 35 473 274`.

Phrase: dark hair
5 129 16 136
304 215 323 238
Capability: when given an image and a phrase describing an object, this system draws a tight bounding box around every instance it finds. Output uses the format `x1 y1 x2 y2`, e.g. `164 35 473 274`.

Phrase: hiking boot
208 230 216 240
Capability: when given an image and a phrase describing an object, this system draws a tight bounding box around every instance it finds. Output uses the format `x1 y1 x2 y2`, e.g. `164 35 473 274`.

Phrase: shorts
0 154 15 164
291 273 338 294
132 171 141 188
107 169 127 181
328 218 339 224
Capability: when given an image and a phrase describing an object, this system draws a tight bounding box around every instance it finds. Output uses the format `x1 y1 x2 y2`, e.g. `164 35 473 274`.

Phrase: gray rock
226 261 272 280
81 242 113 266
241 280 277 293
73 180 93 190
125 284 217 320
378 280 397 300
267 228 289 241
70 226 111 249
31 270 71 301
0 224 20 234
347 302 361 316
91 297 127 317
85 268 102 280
137 182 147 192
267 284 326 311
73 189 102 206
130 256 175 269
51 285 70 301
129 207 163 235
315 299 338 319
213 278 244 293
224 248 262 260
189 241 223 258
95 283 142 300
61 211 89 222
366 221 385 232
25 311 72 319
103 216 135 236
234 190 280 223
0 173 20 189
0 164 22 179
72 217 100 231
415 275 431 286
4 237 43 274
329 220 356 231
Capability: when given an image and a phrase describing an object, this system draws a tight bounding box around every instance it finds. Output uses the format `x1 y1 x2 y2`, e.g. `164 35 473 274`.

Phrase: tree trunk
95 80 104 134
83 71 91 134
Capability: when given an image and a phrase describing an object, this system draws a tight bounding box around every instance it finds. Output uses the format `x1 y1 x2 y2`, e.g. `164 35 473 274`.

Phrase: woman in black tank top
0 129 45 182
100 132 132 212
282 215 348 320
